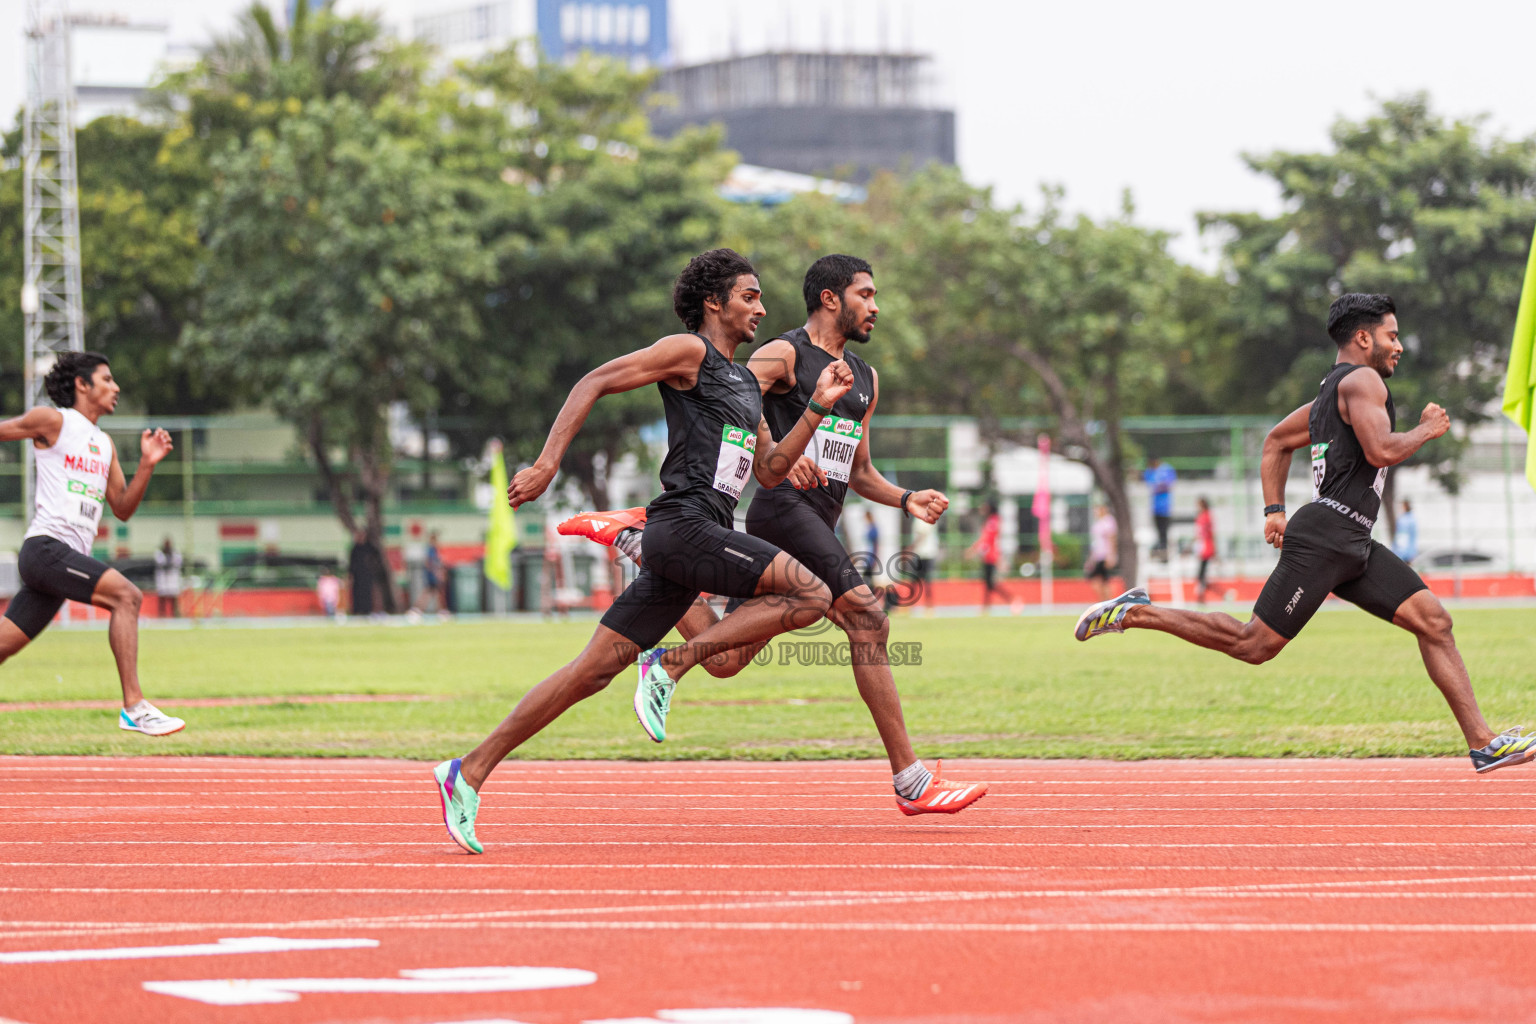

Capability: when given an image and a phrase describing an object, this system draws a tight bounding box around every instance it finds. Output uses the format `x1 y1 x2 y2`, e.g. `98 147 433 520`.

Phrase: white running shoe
119 700 186 737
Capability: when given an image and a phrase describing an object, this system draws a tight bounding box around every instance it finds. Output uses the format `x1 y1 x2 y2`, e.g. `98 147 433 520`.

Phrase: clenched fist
1418 402 1449 440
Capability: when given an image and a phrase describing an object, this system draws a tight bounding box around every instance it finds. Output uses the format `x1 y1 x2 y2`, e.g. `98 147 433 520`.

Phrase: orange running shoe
558 507 647 564
896 760 988 816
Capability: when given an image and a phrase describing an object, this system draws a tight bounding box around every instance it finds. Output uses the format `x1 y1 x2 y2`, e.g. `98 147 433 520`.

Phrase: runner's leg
90 569 145 708
1392 591 1493 748
458 625 637 789
828 584 915 773
1122 604 1289 664
0 619 33 666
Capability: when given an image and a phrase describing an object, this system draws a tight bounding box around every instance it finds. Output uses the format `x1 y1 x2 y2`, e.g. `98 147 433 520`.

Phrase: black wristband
900 490 915 517
1263 504 1285 516
807 399 831 417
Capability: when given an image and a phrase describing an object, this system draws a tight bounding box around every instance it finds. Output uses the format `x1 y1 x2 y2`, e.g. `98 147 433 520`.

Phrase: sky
6 0 1536 266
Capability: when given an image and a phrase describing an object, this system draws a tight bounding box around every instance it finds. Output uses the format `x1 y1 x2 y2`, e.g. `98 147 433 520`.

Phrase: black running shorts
1251 503 1428 640
745 489 866 604
599 504 781 650
5 536 110 639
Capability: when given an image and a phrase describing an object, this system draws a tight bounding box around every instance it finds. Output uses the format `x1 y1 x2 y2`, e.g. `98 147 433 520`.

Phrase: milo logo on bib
812 415 863 483
713 425 757 500
1310 441 1329 498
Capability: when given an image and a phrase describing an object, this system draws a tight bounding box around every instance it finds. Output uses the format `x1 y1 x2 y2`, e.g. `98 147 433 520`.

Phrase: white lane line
6 820 1535 831
7 861 1535 873
142 966 596 1006
0 936 377 965
7 873 1536 898
14 917 1536 942
4 839 1534 848
6 803 1536 812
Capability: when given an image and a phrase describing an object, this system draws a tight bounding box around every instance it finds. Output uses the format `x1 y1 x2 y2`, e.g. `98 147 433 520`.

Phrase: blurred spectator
967 500 1011 612
1394 499 1418 564
153 537 182 618
418 530 448 613
317 572 341 618
1194 496 1218 604
1143 457 1177 560
348 528 384 616
1084 504 1118 601
910 515 940 614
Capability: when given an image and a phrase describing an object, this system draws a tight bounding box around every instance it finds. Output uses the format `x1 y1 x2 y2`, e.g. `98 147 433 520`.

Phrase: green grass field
1 608 1532 761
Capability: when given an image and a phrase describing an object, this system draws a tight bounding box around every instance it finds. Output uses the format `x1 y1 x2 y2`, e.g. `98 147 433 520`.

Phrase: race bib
1372 466 1387 499
713 425 756 499
65 478 105 532
1310 442 1329 498
810 415 862 483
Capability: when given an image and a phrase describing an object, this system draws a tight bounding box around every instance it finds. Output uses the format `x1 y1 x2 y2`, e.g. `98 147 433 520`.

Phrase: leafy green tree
1199 94 1536 512
184 96 493 558
429 52 736 507
727 168 1216 582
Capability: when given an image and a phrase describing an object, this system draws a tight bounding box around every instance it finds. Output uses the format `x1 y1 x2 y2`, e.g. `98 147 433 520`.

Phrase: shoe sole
633 685 664 743
119 723 185 736
433 769 480 855
1474 748 1536 774
897 786 988 816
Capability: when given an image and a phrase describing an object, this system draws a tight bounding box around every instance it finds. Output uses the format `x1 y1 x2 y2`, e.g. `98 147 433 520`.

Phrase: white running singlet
25 407 113 555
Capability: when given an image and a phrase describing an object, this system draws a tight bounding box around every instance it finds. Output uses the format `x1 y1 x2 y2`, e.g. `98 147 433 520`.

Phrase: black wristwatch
900 490 915 517
1263 504 1286 516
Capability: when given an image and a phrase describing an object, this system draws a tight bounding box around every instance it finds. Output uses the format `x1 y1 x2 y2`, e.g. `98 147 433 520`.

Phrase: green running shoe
1074 587 1151 641
1470 726 1536 774
432 758 483 854
633 647 674 743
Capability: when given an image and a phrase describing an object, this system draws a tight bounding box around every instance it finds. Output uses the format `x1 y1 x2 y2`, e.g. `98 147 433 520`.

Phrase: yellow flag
1503 223 1536 492
484 444 516 590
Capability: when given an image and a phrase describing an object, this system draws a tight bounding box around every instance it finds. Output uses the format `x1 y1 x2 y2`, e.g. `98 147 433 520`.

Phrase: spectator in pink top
1194 496 1218 604
967 500 1011 613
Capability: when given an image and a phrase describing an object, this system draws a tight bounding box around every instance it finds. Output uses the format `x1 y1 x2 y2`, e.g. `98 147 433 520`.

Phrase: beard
1370 341 1396 377
836 305 872 344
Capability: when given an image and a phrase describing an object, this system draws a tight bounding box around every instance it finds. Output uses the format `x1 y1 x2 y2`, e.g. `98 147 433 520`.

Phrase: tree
429 51 736 508
1199 94 1536 514
727 168 1216 584
183 96 493 570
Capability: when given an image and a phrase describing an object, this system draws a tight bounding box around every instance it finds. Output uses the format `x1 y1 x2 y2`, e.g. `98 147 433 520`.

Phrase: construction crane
21 0 86 515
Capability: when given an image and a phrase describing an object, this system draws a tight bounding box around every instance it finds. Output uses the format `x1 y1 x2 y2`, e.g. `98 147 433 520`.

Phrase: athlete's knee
844 606 890 644
100 580 142 613
1233 630 1285 665
1416 602 1455 643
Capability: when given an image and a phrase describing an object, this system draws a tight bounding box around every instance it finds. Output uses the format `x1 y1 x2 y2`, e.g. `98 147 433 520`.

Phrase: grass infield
0 607 1532 760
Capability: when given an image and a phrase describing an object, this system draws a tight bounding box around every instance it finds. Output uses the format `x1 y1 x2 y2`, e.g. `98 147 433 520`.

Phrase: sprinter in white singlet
0 352 184 735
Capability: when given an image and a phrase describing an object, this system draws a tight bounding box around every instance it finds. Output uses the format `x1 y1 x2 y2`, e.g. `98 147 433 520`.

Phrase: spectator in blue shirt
1394 498 1418 564
1143 457 1177 561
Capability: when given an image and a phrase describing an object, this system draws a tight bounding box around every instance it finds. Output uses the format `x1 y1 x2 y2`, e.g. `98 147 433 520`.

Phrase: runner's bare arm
0 407 63 447
753 359 853 488
745 339 824 489
1260 402 1311 548
1338 370 1449 467
106 428 174 520
509 334 708 508
745 338 797 396
848 369 947 523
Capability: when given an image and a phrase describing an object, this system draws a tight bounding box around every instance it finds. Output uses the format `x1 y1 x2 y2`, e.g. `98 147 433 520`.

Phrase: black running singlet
1308 362 1394 532
760 328 876 523
651 334 763 525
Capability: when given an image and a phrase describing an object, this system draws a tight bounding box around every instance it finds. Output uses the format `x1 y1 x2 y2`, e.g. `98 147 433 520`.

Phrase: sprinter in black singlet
430 249 854 854
562 255 988 815
1074 293 1536 775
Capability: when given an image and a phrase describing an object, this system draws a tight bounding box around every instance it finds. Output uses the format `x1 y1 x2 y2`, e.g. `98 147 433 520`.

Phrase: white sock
892 760 933 799
614 527 643 565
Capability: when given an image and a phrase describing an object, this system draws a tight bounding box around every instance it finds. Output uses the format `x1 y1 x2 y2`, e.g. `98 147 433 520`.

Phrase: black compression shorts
599 505 780 651
5 536 109 639
1251 503 1427 640
745 490 866 604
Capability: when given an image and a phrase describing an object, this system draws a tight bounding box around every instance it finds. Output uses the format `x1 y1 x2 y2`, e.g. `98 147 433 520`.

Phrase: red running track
2 756 1536 1023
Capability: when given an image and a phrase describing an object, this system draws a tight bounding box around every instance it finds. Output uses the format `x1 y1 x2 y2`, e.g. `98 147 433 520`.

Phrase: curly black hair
672 248 757 332
1326 293 1396 346
802 253 873 314
43 351 111 408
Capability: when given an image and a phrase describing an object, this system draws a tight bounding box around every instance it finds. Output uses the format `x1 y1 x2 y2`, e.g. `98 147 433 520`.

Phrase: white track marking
142 965 597 1006
8 861 1536 873
6 839 1535 848
7 820 1536 832
0 936 377 964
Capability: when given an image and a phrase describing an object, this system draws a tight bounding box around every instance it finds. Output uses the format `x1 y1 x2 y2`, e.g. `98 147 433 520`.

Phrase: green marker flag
484 443 516 590
1503 223 1536 492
